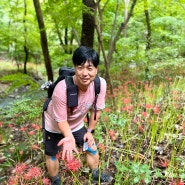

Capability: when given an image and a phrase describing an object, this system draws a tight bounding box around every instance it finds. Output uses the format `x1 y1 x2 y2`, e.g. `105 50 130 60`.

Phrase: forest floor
1 61 185 185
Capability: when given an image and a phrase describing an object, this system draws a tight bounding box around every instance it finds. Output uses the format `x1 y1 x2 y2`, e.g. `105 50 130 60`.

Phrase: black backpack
42 67 100 130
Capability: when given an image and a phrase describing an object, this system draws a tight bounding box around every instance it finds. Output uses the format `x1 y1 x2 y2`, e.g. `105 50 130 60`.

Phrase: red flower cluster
159 159 169 168
170 179 184 185
97 143 106 153
23 166 42 180
15 163 27 174
0 121 3 126
7 163 51 185
65 158 81 172
109 130 116 141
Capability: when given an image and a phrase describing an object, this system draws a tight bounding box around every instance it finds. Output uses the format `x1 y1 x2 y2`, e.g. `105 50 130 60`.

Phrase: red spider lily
42 177 51 185
28 131 35 135
14 163 27 174
122 98 131 104
149 93 154 99
121 105 133 112
7 177 18 185
97 143 106 152
170 180 184 185
24 166 42 180
132 118 141 124
31 144 39 150
19 150 23 155
154 106 160 114
31 123 41 130
145 104 153 109
176 180 184 185
104 107 111 113
103 116 109 122
159 158 169 168
109 130 116 141
65 158 81 172
138 125 144 133
8 124 14 128
142 111 148 118
8 164 46 185
0 121 3 126
19 127 28 131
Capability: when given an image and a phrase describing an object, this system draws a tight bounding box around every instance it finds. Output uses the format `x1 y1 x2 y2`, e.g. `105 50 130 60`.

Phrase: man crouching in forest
43 46 113 185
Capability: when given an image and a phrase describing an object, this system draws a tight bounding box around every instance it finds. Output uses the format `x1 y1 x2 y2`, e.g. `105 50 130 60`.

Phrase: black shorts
44 126 87 156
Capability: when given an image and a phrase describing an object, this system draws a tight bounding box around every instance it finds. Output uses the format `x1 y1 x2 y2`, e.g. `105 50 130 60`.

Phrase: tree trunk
23 46 28 74
94 0 137 107
81 0 96 48
54 19 68 54
23 0 28 74
33 0 53 81
107 0 137 65
123 0 130 37
144 0 151 51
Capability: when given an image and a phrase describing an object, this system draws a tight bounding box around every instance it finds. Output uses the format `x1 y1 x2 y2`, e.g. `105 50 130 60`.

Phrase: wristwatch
87 128 94 133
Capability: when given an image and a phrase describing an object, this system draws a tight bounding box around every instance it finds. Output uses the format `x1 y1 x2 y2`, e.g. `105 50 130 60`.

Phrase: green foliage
1 0 185 183
0 97 43 183
115 161 152 184
0 67 185 184
2 98 42 124
0 73 39 96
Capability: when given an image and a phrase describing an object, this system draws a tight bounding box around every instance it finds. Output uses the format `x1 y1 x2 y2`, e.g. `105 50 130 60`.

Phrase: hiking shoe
52 178 62 185
92 169 113 183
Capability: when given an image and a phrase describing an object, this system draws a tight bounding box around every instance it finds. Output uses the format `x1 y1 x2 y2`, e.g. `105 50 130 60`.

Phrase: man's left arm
84 77 106 146
83 110 102 146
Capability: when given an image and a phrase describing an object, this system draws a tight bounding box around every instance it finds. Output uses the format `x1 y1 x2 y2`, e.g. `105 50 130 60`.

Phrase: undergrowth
0 65 185 184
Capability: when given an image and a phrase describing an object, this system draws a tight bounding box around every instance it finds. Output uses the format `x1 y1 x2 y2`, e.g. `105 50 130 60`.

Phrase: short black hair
72 46 99 67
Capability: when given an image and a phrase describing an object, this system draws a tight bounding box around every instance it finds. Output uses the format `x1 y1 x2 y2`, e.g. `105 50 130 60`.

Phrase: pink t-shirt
44 77 107 133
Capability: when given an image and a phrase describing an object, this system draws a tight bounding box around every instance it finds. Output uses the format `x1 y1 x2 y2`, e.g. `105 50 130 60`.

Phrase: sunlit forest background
0 0 185 184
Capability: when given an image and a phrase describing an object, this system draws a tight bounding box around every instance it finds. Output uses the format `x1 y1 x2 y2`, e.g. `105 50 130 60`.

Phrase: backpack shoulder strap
65 76 78 111
92 76 101 120
65 75 74 86
94 76 100 97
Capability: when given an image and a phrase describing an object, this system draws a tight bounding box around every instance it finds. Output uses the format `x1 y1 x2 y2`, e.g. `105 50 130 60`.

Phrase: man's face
75 61 98 89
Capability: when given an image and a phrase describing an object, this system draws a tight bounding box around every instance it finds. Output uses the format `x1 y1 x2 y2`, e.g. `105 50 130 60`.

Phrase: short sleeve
52 80 68 122
96 77 107 110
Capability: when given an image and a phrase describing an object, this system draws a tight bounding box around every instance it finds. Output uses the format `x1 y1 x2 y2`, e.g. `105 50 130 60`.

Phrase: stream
0 85 46 109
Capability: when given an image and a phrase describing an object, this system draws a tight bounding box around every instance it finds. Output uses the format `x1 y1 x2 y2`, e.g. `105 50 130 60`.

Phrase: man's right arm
57 121 78 161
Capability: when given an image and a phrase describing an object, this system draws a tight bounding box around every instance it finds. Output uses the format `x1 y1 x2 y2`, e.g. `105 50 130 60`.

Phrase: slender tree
33 0 53 81
23 0 28 74
144 0 151 51
123 0 130 37
81 0 96 48
94 0 137 96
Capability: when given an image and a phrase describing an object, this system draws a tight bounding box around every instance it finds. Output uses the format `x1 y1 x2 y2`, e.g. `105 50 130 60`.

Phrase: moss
0 73 40 96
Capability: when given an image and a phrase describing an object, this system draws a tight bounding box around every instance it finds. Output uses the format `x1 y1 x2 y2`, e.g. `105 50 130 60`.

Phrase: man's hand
57 136 78 162
83 132 95 146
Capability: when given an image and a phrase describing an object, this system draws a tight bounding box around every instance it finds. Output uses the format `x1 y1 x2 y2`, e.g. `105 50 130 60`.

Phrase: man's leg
86 145 99 169
45 155 59 177
44 130 63 185
73 127 113 183
86 144 113 182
